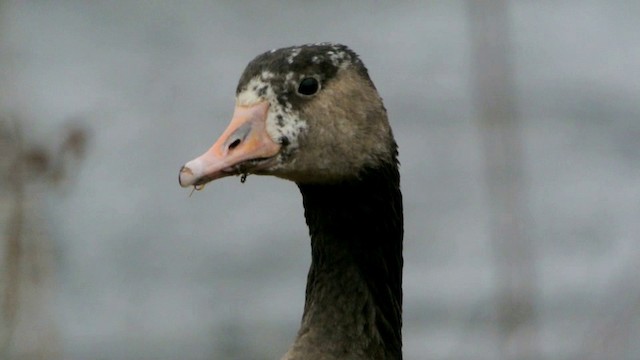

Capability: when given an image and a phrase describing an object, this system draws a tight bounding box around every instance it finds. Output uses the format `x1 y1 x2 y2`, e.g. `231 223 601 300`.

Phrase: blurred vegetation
1 114 88 359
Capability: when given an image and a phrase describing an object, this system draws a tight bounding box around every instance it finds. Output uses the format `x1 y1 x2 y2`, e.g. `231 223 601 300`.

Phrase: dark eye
297 77 320 96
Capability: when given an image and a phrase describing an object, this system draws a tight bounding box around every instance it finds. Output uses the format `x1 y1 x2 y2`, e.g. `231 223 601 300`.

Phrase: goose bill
179 101 281 188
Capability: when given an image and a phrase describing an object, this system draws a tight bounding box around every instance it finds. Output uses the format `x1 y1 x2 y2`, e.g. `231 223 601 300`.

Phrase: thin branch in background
466 1 539 359
1 116 24 358
0 113 88 359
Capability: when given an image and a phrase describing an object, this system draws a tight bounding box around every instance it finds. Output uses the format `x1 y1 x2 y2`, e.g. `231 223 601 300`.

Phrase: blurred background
1 1 639 359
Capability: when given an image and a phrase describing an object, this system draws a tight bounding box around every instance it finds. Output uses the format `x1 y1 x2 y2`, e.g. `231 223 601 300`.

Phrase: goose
179 43 403 360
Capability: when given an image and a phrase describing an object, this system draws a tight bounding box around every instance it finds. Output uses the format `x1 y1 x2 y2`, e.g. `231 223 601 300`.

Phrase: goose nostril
228 138 241 150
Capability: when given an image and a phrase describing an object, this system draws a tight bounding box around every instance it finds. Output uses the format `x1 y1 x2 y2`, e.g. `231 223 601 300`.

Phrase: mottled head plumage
232 43 395 184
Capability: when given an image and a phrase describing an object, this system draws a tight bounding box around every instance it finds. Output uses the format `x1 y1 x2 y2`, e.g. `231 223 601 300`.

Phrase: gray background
1 1 639 359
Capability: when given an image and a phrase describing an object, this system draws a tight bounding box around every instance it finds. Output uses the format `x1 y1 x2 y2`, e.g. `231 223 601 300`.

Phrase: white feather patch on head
261 70 275 80
287 47 301 64
265 107 307 160
326 50 351 68
236 73 275 106
285 72 295 82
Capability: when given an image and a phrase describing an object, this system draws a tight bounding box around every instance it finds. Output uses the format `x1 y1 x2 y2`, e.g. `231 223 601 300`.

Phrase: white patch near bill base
236 75 273 106
265 108 307 163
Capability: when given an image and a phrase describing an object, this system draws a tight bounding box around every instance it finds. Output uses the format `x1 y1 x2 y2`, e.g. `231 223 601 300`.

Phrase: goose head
179 43 396 187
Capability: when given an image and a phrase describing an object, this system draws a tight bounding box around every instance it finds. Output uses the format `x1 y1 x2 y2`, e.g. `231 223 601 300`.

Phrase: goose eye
297 77 320 96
